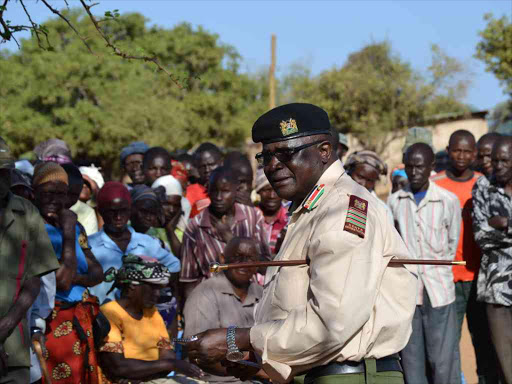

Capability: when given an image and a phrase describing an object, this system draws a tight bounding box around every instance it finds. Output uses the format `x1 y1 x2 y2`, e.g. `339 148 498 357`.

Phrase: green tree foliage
0 9 268 173
283 42 470 152
476 13 512 96
488 100 512 131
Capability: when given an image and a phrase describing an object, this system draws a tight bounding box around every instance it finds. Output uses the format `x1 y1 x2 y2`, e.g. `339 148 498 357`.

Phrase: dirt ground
461 316 478 384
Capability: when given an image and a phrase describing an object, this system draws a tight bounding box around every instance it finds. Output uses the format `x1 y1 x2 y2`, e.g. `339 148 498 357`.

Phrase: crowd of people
0 118 511 384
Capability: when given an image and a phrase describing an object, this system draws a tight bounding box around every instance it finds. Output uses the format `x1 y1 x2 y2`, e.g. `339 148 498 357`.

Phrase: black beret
252 103 332 144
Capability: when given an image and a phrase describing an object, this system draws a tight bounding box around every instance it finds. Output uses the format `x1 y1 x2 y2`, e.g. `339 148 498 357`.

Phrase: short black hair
494 136 512 153
177 153 195 164
448 130 476 148
477 132 501 148
209 166 239 186
61 163 84 188
405 143 435 164
195 142 222 161
224 151 248 165
224 152 251 169
224 237 259 263
143 147 172 170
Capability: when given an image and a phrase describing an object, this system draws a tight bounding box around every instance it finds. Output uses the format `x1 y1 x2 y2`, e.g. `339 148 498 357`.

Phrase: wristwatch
226 326 244 362
31 327 43 337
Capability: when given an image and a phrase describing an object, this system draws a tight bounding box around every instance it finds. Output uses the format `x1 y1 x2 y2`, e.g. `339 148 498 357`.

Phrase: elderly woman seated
98 254 203 384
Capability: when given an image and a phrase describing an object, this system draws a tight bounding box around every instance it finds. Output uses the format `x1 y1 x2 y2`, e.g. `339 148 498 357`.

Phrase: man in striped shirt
432 130 496 383
180 167 271 300
388 143 462 384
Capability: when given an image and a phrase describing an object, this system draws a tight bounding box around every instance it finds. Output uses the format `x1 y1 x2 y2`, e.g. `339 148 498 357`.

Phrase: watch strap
226 326 244 361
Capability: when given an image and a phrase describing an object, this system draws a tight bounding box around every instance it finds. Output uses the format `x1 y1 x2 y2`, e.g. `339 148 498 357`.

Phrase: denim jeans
401 290 461 384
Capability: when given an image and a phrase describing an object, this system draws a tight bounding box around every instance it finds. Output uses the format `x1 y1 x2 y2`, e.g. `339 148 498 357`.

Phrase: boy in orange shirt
431 130 498 384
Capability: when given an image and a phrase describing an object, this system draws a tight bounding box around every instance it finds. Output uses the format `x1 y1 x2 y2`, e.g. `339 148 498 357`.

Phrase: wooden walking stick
210 259 466 273
33 339 52 384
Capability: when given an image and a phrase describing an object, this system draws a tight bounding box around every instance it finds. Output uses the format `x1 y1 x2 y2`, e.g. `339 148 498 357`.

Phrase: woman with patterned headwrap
32 162 104 384
345 150 388 194
345 151 394 223
98 255 203 384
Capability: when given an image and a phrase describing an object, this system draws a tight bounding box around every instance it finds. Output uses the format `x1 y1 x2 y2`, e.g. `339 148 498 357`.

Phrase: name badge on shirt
343 195 368 238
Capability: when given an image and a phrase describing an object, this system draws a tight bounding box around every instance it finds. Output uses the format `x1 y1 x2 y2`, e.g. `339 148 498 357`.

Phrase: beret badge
280 118 298 137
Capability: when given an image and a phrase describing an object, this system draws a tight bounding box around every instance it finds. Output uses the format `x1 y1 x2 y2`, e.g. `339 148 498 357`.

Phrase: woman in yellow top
98 255 203 383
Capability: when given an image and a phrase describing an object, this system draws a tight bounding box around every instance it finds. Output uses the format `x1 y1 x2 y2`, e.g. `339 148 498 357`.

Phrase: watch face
226 351 245 362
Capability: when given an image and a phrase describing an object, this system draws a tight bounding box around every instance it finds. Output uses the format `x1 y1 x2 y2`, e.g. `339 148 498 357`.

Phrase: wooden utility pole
269 34 276 110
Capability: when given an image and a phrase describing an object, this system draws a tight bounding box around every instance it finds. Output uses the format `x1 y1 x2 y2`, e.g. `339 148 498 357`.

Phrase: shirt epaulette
343 195 368 238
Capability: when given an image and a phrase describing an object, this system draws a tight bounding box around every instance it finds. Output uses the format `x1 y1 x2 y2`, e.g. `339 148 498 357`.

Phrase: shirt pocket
2 235 27 281
423 222 446 255
271 264 310 313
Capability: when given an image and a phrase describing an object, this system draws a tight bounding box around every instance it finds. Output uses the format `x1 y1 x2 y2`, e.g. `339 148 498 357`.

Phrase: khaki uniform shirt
0 193 60 367
184 274 262 383
249 161 417 382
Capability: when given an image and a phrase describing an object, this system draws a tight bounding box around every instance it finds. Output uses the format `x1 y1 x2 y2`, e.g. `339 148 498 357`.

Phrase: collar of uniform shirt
289 160 346 214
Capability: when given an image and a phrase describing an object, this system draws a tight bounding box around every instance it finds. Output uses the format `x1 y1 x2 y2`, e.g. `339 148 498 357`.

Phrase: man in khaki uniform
188 104 417 384
0 137 60 383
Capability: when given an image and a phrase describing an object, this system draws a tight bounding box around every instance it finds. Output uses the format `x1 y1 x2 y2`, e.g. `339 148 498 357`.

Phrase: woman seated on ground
99 254 203 383
32 162 104 384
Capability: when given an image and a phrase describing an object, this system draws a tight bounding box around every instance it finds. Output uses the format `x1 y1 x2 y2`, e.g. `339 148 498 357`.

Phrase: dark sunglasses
255 139 325 166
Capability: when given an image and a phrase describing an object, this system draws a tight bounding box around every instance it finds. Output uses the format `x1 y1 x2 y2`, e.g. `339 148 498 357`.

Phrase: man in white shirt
388 143 462 384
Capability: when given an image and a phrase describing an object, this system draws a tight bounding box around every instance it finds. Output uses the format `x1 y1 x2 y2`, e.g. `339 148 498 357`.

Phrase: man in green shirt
0 137 60 383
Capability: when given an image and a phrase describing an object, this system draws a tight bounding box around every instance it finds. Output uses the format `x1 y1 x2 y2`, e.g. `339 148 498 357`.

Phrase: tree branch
78 0 183 89
40 0 94 55
0 0 7 16
0 0 10 40
19 0 46 49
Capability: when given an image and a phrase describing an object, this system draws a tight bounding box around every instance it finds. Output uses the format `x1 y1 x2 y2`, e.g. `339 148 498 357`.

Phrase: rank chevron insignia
304 184 325 211
343 195 368 238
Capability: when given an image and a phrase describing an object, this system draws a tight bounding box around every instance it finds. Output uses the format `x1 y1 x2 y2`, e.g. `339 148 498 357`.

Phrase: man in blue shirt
89 181 180 304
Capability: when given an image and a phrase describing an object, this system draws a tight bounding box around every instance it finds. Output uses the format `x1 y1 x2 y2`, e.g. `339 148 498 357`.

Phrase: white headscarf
152 175 182 196
79 165 105 189
152 175 191 227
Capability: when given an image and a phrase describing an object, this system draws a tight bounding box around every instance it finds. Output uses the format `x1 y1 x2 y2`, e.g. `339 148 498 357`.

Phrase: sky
3 0 512 111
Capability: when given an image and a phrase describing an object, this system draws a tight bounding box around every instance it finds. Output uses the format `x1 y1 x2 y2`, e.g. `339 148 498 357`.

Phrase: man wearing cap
402 127 433 155
0 137 60 383
120 142 150 188
336 133 349 162
188 103 417 384
10 169 33 201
